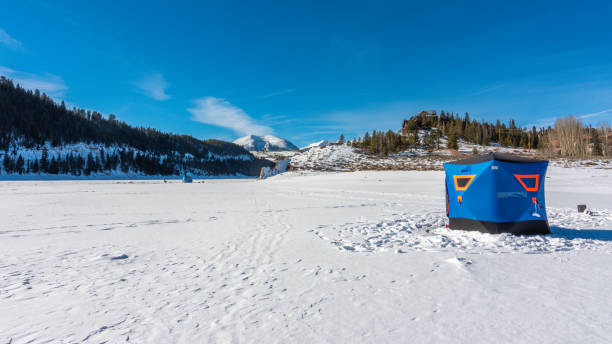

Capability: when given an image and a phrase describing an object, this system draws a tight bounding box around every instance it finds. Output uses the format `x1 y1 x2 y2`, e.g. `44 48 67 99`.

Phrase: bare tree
544 116 587 157
599 121 610 157
540 117 612 158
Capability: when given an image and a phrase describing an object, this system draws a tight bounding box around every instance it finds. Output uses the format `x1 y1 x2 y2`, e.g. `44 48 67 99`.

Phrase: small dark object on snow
577 204 587 213
111 254 129 260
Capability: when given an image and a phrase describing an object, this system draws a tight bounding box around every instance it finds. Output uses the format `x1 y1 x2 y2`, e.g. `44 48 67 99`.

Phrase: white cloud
188 97 272 136
134 72 170 101
0 66 15 74
0 66 67 97
524 108 612 128
580 107 612 120
0 28 22 49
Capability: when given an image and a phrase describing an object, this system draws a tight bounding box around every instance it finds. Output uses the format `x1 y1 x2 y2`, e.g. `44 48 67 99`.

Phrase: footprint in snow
445 257 473 269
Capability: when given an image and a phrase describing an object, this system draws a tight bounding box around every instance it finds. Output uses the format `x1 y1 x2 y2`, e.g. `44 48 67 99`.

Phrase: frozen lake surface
1 167 612 343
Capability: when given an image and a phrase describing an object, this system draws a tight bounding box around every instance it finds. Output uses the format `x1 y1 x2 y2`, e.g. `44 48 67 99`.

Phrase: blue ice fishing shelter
182 173 193 183
443 152 550 235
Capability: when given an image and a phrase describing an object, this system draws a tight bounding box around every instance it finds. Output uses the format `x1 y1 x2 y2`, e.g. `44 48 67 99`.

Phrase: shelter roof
446 152 547 165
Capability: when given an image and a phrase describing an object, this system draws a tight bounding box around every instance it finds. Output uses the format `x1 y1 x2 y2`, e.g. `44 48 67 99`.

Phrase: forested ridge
0 77 273 176
350 110 610 158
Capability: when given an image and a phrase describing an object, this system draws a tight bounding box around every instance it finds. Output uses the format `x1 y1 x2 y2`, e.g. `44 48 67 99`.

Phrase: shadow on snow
550 226 612 242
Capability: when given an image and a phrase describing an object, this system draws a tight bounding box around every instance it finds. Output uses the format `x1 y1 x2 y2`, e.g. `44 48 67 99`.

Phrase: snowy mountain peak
233 135 298 151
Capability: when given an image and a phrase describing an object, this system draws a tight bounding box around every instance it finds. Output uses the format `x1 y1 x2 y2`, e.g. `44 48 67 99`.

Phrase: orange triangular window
453 174 476 191
514 174 539 192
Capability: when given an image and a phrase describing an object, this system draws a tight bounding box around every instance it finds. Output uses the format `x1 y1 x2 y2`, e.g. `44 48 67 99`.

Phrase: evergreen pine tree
49 156 59 174
481 133 490 146
16 155 24 174
31 159 40 174
2 154 10 173
5 154 15 173
592 130 603 156
422 131 431 151
40 146 49 172
412 129 420 148
85 153 94 175
369 131 376 153
448 128 459 150
362 132 371 150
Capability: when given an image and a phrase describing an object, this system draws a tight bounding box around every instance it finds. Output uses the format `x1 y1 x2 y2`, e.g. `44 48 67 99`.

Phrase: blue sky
1 0 611 146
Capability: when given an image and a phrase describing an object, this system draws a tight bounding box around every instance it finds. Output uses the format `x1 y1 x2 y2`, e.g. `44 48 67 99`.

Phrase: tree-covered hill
350 110 610 158
0 77 273 177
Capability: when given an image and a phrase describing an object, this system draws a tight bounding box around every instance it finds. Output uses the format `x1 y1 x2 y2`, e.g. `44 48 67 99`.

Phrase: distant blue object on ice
182 174 193 183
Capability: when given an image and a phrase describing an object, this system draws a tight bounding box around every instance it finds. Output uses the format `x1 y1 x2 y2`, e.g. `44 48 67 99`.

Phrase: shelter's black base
449 218 550 235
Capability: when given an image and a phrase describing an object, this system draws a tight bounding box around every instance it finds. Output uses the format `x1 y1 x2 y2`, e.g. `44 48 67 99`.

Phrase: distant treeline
350 110 610 158
1 147 255 176
0 77 273 176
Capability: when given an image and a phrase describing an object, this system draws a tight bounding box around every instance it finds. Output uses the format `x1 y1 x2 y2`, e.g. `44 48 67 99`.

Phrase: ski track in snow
0 203 299 342
312 207 612 254
0 186 369 343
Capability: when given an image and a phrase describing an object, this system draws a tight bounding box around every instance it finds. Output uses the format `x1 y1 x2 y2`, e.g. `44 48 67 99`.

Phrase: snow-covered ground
286 141 611 172
300 139 329 151
251 137 611 173
455 140 536 156
1 166 612 343
249 150 299 162
286 143 476 171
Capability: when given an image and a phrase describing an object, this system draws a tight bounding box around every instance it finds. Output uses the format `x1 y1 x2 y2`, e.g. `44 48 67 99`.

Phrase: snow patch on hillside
455 139 536 156
287 138 610 173
290 144 363 170
2 142 251 162
0 141 253 178
549 159 612 169
300 140 329 151
289 144 445 171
